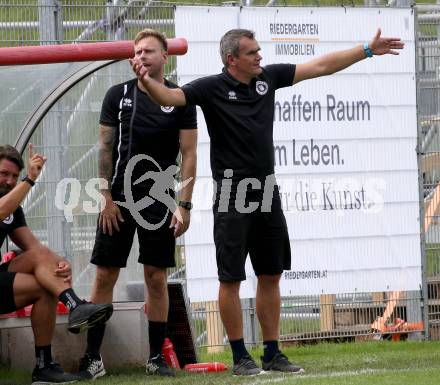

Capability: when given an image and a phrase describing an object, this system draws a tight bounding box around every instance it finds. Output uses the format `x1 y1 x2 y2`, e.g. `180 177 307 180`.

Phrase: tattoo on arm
98 125 116 190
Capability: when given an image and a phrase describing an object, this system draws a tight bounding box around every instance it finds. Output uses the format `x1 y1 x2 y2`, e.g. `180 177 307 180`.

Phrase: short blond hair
134 29 168 51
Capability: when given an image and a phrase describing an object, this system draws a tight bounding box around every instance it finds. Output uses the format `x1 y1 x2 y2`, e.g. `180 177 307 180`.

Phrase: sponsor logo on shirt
122 98 133 107
160 106 175 113
2 214 13 225
228 91 237 100
256 81 268 95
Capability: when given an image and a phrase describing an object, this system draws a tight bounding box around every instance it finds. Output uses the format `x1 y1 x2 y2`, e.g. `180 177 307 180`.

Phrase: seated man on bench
0 144 113 384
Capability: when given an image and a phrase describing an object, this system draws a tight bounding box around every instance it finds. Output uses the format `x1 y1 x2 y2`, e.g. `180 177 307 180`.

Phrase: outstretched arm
129 57 187 107
294 29 404 84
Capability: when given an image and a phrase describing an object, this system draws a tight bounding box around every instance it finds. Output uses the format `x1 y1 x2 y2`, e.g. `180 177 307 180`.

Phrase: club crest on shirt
228 91 237 100
2 214 13 225
160 106 175 113
256 81 268 95
122 98 132 107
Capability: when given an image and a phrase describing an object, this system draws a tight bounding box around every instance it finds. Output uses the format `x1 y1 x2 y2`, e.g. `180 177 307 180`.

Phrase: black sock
58 288 84 311
262 340 279 362
35 345 52 369
148 321 167 358
86 323 106 358
230 338 249 364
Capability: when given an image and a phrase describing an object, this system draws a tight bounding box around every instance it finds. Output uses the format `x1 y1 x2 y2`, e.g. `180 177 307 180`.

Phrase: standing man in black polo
78 29 197 379
130 28 403 375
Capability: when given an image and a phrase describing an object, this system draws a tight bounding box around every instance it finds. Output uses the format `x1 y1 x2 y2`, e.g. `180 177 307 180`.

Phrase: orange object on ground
382 318 424 341
184 362 227 373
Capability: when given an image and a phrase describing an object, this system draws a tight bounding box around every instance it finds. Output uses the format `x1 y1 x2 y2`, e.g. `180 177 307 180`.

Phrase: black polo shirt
181 64 295 185
0 206 26 248
100 78 197 195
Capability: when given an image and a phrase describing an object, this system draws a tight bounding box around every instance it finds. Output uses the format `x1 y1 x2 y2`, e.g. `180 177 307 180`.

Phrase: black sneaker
78 354 106 380
145 354 176 377
32 362 80 384
232 355 263 376
68 302 113 334
261 352 304 373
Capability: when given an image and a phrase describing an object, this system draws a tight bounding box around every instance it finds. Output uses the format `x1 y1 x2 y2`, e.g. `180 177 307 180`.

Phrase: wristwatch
21 175 35 187
178 201 193 210
363 42 373 58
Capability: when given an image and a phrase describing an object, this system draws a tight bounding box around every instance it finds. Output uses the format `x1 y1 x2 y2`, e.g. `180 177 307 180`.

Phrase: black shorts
91 196 176 268
213 187 291 282
0 262 17 314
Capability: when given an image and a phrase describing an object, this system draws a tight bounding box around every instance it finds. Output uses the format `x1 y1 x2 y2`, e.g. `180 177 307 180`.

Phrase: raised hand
369 28 404 56
27 143 47 182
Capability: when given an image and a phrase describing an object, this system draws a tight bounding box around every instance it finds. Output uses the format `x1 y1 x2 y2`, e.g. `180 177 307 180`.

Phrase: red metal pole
0 38 187 66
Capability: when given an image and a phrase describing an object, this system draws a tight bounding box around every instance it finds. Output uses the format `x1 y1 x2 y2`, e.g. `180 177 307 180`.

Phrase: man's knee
219 281 241 295
257 274 281 286
94 266 120 292
19 246 62 266
8 246 62 274
144 267 167 297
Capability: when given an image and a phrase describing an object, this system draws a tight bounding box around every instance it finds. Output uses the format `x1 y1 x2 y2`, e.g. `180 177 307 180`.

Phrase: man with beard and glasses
0 144 113 384
130 28 404 375
78 29 197 379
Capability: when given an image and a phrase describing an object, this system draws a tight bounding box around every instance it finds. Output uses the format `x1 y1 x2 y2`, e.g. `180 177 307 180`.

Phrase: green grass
3 341 440 384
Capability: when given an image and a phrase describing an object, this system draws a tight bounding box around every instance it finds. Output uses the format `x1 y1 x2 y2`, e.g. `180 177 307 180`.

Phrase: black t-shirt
100 78 197 196
182 64 295 184
0 206 26 248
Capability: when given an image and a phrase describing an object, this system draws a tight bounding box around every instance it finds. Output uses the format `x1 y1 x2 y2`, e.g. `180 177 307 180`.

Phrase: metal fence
0 1 439 352
418 3 440 343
